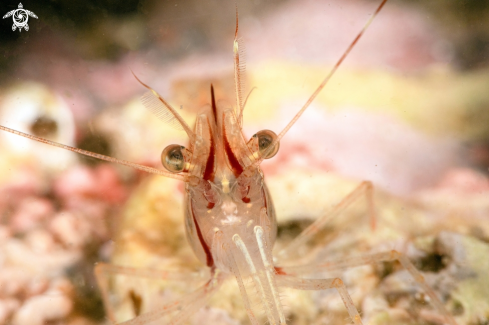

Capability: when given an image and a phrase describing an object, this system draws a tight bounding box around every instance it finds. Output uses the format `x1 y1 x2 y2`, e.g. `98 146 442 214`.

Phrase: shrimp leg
277 181 375 263
117 276 223 325
94 263 218 324
278 251 457 325
277 274 363 325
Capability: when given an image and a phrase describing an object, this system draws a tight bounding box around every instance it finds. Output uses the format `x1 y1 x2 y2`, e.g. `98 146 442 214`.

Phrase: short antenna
132 71 196 143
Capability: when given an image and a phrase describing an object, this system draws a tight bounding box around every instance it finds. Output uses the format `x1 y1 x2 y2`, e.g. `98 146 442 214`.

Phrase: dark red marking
375 0 388 16
261 187 269 211
332 0 388 73
223 122 244 177
274 266 287 275
202 117 215 182
210 84 217 125
206 202 215 209
191 203 214 267
241 185 250 203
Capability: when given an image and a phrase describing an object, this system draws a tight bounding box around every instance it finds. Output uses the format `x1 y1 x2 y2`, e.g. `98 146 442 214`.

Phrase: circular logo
13 9 29 28
2 3 38 32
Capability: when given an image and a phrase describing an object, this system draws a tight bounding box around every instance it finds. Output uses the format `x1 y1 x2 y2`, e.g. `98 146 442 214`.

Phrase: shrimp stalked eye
161 144 186 173
254 129 279 159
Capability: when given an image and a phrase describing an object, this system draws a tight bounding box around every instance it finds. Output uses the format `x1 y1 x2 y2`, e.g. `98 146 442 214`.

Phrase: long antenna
272 0 388 149
0 125 186 181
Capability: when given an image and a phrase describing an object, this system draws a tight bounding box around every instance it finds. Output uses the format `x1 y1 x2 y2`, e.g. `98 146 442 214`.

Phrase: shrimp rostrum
0 0 458 324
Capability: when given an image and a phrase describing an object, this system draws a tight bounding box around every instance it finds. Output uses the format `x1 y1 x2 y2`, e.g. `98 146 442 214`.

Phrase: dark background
1 0 488 77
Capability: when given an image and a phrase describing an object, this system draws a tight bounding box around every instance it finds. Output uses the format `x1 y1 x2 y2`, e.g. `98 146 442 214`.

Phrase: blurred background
0 0 488 324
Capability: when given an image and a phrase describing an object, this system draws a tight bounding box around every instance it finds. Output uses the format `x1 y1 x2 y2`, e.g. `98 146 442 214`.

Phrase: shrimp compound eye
255 129 279 159
161 144 185 172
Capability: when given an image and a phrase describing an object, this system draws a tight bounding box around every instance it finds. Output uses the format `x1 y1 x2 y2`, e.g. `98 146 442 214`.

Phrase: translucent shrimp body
0 0 459 324
182 92 282 323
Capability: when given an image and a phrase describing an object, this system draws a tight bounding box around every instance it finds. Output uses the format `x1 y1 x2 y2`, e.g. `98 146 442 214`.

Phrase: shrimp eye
255 129 279 159
161 144 185 173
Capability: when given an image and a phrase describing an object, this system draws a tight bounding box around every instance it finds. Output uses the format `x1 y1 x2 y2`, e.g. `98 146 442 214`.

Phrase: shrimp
0 0 459 324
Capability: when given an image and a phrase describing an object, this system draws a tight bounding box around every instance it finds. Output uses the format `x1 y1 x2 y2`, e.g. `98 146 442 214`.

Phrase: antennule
234 5 247 127
131 70 196 142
